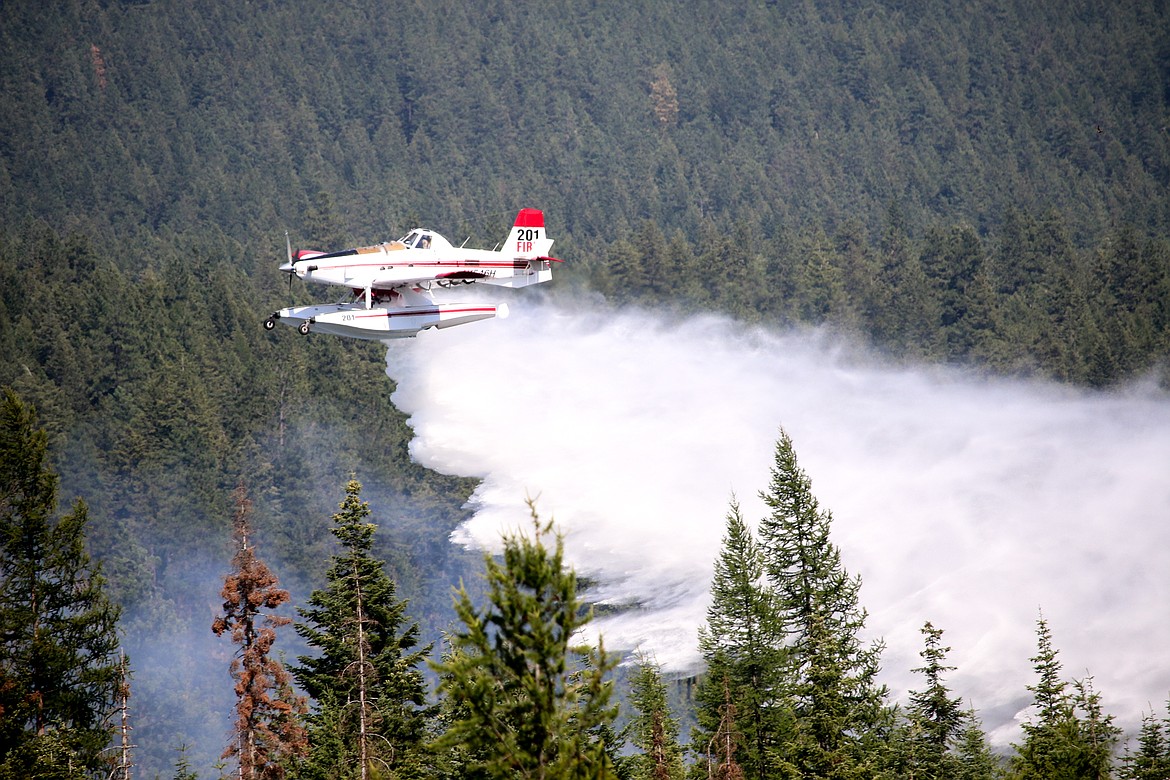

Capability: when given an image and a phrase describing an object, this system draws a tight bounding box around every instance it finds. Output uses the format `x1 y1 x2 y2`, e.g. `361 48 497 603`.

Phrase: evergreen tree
953 712 1001 780
871 203 943 358
172 744 200 780
293 478 431 780
905 622 966 780
755 428 888 779
432 499 617 780
693 498 784 780
1067 677 1121 780
0 388 123 779
620 653 684 780
212 484 308 780
1009 616 1119 780
1120 702 1169 780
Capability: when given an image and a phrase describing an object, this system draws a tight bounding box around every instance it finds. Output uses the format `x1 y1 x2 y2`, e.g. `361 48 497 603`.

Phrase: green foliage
0 219 475 775
432 499 618 780
618 653 685 780
694 432 890 780
896 623 970 780
0 0 1167 773
1009 617 1121 780
756 431 887 767
693 499 786 780
293 478 431 780
1119 699 1170 780
0 389 123 779
3 1 1170 251
954 714 1002 780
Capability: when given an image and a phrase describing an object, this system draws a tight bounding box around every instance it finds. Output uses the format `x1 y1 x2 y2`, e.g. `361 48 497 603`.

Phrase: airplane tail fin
474 208 560 288
504 208 555 259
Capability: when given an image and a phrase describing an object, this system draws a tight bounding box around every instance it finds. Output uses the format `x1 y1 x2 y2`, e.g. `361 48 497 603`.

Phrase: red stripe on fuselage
346 306 497 321
313 261 526 271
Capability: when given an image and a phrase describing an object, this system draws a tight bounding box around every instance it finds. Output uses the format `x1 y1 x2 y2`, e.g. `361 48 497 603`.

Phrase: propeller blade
279 231 295 274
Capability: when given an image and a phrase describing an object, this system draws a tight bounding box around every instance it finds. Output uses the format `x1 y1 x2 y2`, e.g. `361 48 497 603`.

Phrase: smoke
386 293 1170 744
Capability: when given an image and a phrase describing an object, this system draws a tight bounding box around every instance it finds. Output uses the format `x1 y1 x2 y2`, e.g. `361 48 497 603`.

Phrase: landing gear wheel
298 321 311 335
264 318 276 331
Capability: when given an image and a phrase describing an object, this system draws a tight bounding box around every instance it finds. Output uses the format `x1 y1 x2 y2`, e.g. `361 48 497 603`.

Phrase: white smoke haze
386 294 1170 745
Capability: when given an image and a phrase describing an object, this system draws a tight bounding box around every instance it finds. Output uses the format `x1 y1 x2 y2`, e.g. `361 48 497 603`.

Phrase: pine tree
293 478 431 780
620 653 684 780
432 499 617 780
754 428 888 778
0 388 123 779
693 498 784 780
212 484 308 780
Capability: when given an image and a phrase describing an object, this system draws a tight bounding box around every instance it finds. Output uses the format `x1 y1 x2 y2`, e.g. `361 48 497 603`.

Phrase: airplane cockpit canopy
397 230 451 250
399 231 427 248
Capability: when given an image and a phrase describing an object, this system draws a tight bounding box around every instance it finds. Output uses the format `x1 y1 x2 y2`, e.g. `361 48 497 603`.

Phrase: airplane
264 208 559 341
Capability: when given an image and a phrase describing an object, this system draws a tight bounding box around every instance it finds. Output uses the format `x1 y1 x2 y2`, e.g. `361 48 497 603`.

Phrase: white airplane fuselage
268 208 555 341
288 226 554 293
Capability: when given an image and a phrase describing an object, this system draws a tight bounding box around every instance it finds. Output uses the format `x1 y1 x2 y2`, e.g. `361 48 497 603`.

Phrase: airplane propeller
282 231 295 300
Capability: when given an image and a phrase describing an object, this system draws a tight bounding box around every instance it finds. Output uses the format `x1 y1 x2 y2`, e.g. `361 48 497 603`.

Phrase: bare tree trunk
353 558 370 780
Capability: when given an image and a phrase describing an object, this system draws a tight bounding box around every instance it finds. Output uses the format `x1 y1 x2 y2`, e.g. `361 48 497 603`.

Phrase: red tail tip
515 208 545 228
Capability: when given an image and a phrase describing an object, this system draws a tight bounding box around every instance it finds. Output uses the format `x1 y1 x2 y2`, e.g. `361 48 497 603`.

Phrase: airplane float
264 208 559 340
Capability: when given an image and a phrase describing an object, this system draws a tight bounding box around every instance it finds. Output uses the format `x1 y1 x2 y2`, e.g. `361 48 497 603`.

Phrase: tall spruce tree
0 388 123 779
754 428 888 778
212 485 308 780
432 499 617 780
693 498 784 780
293 477 430 780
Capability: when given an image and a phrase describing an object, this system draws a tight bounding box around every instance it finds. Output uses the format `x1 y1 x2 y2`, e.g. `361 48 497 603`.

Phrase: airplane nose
279 261 295 273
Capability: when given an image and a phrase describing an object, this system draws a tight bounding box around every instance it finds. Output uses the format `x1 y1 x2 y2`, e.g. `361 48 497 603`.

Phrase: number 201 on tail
516 228 540 253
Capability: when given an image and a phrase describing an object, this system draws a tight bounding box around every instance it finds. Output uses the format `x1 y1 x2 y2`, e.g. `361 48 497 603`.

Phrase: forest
1 0 1169 777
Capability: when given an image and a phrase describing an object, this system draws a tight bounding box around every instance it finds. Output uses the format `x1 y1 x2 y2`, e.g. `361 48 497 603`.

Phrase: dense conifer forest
2 0 1169 777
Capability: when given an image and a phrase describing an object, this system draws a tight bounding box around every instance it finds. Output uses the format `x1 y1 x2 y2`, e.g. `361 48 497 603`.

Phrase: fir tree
693 498 784 780
1009 616 1119 780
0 388 123 779
620 653 684 780
905 622 966 780
953 712 1000 780
754 428 888 778
1067 677 1120 780
432 498 617 780
293 478 431 780
212 484 308 780
1120 702 1169 780
172 744 200 780
1010 615 1067 780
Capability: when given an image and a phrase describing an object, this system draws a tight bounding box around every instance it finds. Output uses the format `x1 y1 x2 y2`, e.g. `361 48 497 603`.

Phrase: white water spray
387 295 1170 743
